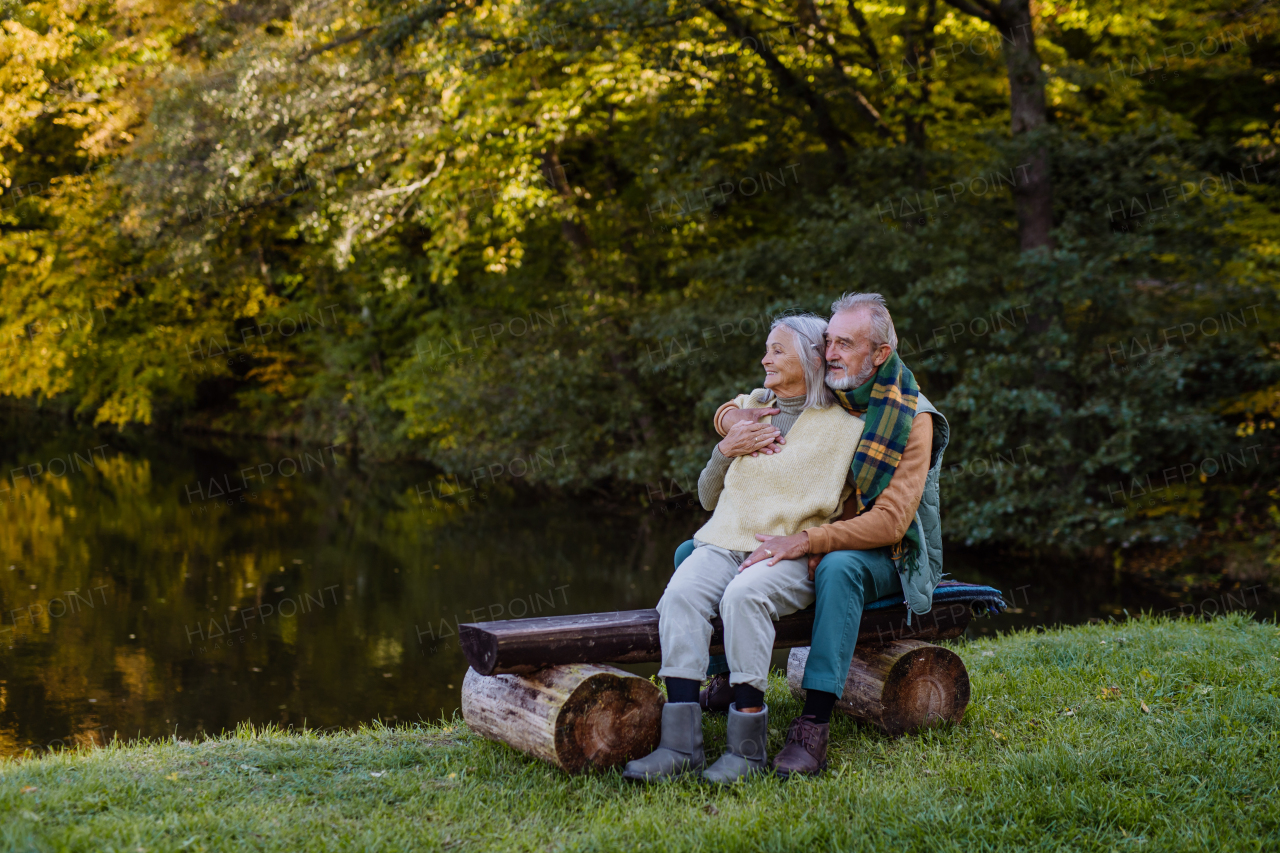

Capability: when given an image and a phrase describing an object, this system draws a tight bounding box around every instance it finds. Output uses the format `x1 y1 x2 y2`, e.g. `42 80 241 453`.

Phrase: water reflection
0 410 686 757
1 409 1273 758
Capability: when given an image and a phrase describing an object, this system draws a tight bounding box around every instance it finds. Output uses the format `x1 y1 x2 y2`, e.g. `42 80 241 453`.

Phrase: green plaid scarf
832 352 925 576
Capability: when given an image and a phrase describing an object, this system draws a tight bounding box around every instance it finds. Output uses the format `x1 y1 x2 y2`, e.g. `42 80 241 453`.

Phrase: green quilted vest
900 392 950 616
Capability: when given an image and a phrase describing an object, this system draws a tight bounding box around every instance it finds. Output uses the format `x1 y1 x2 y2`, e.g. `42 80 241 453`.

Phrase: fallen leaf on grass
21 786 37 794
370 771 386 778
987 728 1006 740
1140 701 1151 714
981 651 995 657
1060 709 1075 717
165 773 180 781
1099 686 1121 700
704 804 719 816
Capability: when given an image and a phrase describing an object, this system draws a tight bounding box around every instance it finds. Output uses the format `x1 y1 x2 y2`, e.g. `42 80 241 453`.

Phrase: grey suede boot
621 702 705 782
702 703 769 784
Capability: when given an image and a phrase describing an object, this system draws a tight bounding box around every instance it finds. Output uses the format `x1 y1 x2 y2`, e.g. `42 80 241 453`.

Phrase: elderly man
673 291 950 777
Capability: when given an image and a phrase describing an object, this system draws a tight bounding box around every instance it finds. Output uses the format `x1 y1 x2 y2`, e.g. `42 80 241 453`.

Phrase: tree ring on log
880 644 970 736
786 641 970 737
555 673 665 772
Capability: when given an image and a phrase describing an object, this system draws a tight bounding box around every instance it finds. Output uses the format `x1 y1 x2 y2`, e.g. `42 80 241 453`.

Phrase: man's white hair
830 292 898 351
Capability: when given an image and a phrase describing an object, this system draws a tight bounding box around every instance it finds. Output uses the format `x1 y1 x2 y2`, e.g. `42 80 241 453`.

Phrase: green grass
4 615 1279 852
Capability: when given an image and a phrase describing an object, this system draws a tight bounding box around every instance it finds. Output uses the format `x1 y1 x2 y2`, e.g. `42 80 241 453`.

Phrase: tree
1 0 1276 566
944 0 1054 252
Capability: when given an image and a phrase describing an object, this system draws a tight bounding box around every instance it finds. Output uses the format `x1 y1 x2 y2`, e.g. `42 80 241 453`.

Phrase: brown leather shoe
772 715 829 777
699 674 733 716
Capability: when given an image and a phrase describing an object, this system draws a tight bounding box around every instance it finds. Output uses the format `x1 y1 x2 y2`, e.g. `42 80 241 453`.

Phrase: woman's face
761 327 807 398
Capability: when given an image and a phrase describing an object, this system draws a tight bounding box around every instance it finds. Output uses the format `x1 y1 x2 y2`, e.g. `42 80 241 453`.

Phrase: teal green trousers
673 540 901 695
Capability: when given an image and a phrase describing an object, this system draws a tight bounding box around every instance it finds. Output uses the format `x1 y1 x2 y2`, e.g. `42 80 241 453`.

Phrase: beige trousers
656 541 815 692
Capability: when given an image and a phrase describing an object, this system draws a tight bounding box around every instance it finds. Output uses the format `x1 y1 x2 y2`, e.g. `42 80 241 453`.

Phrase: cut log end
554 671 664 772
787 640 970 737
462 664 664 774
879 643 970 736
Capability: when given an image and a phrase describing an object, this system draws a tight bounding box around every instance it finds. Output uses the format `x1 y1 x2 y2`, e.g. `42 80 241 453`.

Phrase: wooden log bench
460 582 1005 773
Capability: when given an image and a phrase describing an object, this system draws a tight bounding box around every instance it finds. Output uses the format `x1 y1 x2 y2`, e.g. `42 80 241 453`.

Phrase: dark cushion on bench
866 580 1008 615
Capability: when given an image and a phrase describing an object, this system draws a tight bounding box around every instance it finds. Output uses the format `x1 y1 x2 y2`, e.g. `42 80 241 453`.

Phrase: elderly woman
623 314 865 784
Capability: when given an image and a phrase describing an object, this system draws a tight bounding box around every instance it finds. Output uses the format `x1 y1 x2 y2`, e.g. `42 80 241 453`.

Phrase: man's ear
872 343 893 367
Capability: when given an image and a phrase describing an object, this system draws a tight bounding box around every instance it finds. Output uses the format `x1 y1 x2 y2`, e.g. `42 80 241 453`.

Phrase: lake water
1 409 1272 757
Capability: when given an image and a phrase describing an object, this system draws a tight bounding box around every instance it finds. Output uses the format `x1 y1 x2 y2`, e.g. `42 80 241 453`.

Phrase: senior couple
623 292 950 784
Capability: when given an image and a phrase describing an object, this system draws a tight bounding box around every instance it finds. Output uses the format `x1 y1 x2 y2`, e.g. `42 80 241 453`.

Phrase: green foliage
3 616 1278 851
1 0 1277 553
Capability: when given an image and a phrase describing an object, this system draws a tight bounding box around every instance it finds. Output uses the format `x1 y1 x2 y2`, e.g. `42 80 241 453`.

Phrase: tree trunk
786 640 970 736
944 0 1053 253
541 150 590 250
461 663 664 774
999 0 1053 253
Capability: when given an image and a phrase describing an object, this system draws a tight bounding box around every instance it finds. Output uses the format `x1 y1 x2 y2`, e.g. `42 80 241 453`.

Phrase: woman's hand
717 419 784 458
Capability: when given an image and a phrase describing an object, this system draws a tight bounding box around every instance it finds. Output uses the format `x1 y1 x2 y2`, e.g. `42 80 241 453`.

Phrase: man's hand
740 531 810 570
717 419 783 458
720 406 786 456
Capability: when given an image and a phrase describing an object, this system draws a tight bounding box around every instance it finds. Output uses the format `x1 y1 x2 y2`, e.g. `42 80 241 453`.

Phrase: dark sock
665 677 700 704
733 683 765 710
802 689 839 724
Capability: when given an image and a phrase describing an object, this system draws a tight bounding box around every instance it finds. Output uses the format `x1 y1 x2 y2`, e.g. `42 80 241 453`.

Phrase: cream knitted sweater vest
694 393 865 552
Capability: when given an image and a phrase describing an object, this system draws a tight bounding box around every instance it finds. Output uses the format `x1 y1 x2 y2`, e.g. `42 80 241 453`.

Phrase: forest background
2 0 1278 585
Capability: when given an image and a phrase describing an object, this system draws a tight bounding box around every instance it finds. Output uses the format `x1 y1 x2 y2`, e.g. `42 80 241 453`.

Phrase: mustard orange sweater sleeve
806 414 933 554
713 400 740 436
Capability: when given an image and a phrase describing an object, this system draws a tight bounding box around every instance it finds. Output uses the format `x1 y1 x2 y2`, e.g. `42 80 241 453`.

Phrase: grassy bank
4 615 1279 852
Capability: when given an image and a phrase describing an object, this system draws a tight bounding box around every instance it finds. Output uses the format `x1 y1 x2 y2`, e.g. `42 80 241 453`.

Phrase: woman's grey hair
752 314 835 410
831 292 898 351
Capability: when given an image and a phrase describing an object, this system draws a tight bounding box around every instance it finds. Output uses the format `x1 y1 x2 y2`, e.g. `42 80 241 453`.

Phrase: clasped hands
716 407 785 458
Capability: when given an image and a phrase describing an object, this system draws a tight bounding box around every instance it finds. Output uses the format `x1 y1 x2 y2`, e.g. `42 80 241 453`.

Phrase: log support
462 663 664 773
787 640 970 736
463 635 973 773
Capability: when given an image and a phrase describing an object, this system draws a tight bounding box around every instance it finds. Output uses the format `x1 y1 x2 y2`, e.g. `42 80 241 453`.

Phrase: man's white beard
825 354 877 391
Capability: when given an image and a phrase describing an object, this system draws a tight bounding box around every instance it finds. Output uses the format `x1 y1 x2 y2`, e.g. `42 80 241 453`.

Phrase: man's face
824 310 888 391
